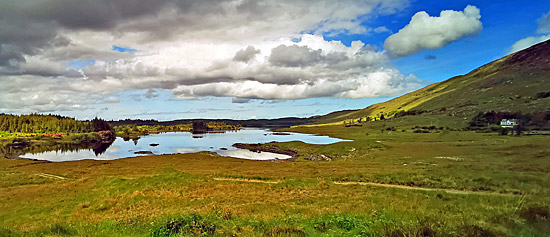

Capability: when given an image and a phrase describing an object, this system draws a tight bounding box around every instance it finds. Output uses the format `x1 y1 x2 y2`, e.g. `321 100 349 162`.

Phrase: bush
520 204 550 222
151 214 217 236
536 91 550 99
312 214 373 234
460 225 497 237
499 128 509 135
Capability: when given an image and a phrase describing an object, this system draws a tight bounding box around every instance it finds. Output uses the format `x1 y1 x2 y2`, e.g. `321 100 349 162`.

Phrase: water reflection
1 139 113 160
8 128 349 162
217 149 291 160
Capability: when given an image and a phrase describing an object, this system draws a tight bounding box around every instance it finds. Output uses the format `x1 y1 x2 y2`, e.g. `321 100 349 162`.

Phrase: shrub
536 91 550 99
312 214 369 233
151 213 217 236
520 204 550 222
460 225 497 237
499 128 509 135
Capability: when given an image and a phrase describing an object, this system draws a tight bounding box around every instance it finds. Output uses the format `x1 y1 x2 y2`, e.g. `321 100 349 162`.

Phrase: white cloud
373 26 391 34
384 5 482 57
103 97 120 103
0 0 421 114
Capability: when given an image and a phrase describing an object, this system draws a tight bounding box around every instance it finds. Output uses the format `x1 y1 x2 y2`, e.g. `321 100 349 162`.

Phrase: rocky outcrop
232 143 298 158
306 154 333 161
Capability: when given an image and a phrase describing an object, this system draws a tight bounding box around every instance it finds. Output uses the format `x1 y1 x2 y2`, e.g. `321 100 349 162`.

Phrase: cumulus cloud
0 0 421 114
509 11 550 54
384 5 482 57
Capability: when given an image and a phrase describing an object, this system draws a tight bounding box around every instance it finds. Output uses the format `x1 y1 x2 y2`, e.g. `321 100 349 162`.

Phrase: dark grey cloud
269 45 338 67
232 97 253 103
145 89 159 99
233 46 260 62
0 0 160 67
269 45 324 67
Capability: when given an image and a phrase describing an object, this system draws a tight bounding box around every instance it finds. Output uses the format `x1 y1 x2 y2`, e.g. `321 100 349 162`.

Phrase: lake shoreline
6 129 346 162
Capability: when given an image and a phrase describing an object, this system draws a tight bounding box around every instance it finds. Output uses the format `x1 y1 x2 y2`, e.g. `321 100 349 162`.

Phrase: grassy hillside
315 39 550 128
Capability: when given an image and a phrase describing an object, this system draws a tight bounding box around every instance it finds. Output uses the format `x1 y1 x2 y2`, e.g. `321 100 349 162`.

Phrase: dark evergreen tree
0 113 112 133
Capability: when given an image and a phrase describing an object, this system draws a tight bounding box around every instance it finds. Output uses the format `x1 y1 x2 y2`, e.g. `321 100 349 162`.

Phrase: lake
20 128 350 162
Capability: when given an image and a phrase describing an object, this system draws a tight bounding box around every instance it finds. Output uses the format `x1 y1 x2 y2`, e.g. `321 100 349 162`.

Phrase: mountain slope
315 39 550 127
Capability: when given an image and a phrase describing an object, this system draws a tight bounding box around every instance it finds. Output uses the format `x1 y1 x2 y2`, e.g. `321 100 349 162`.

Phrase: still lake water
21 128 349 162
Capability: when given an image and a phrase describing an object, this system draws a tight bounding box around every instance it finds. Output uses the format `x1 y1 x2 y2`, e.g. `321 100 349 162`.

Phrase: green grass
1 120 549 235
6 209 543 236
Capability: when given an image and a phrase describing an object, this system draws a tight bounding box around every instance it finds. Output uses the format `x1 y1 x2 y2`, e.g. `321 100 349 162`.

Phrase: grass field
1 121 549 236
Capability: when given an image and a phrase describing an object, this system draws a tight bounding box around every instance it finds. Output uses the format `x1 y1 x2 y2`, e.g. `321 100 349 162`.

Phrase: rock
134 151 154 155
306 154 332 161
232 143 298 157
272 132 291 136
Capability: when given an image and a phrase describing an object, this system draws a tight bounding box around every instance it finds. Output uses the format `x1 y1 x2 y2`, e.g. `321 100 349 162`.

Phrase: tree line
0 114 112 133
469 111 550 130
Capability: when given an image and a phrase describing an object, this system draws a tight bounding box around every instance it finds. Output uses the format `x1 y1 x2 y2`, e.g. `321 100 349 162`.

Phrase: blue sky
1 1 550 121
329 1 550 82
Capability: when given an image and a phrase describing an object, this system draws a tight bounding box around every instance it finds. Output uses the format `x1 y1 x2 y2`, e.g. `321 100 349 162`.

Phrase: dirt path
212 178 516 196
36 173 68 180
333 181 516 196
212 177 281 184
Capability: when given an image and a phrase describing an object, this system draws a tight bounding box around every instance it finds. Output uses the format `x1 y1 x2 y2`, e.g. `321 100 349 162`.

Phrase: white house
500 119 518 128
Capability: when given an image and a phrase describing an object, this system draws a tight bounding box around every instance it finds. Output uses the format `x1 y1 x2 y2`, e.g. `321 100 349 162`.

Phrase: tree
515 123 524 136
0 114 110 134
499 128 509 136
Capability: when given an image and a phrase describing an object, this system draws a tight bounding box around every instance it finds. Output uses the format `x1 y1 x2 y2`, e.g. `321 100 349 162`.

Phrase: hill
314 39 550 128
108 117 312 128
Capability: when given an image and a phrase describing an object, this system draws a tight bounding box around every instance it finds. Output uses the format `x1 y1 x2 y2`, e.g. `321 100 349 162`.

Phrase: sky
1 0 550 121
